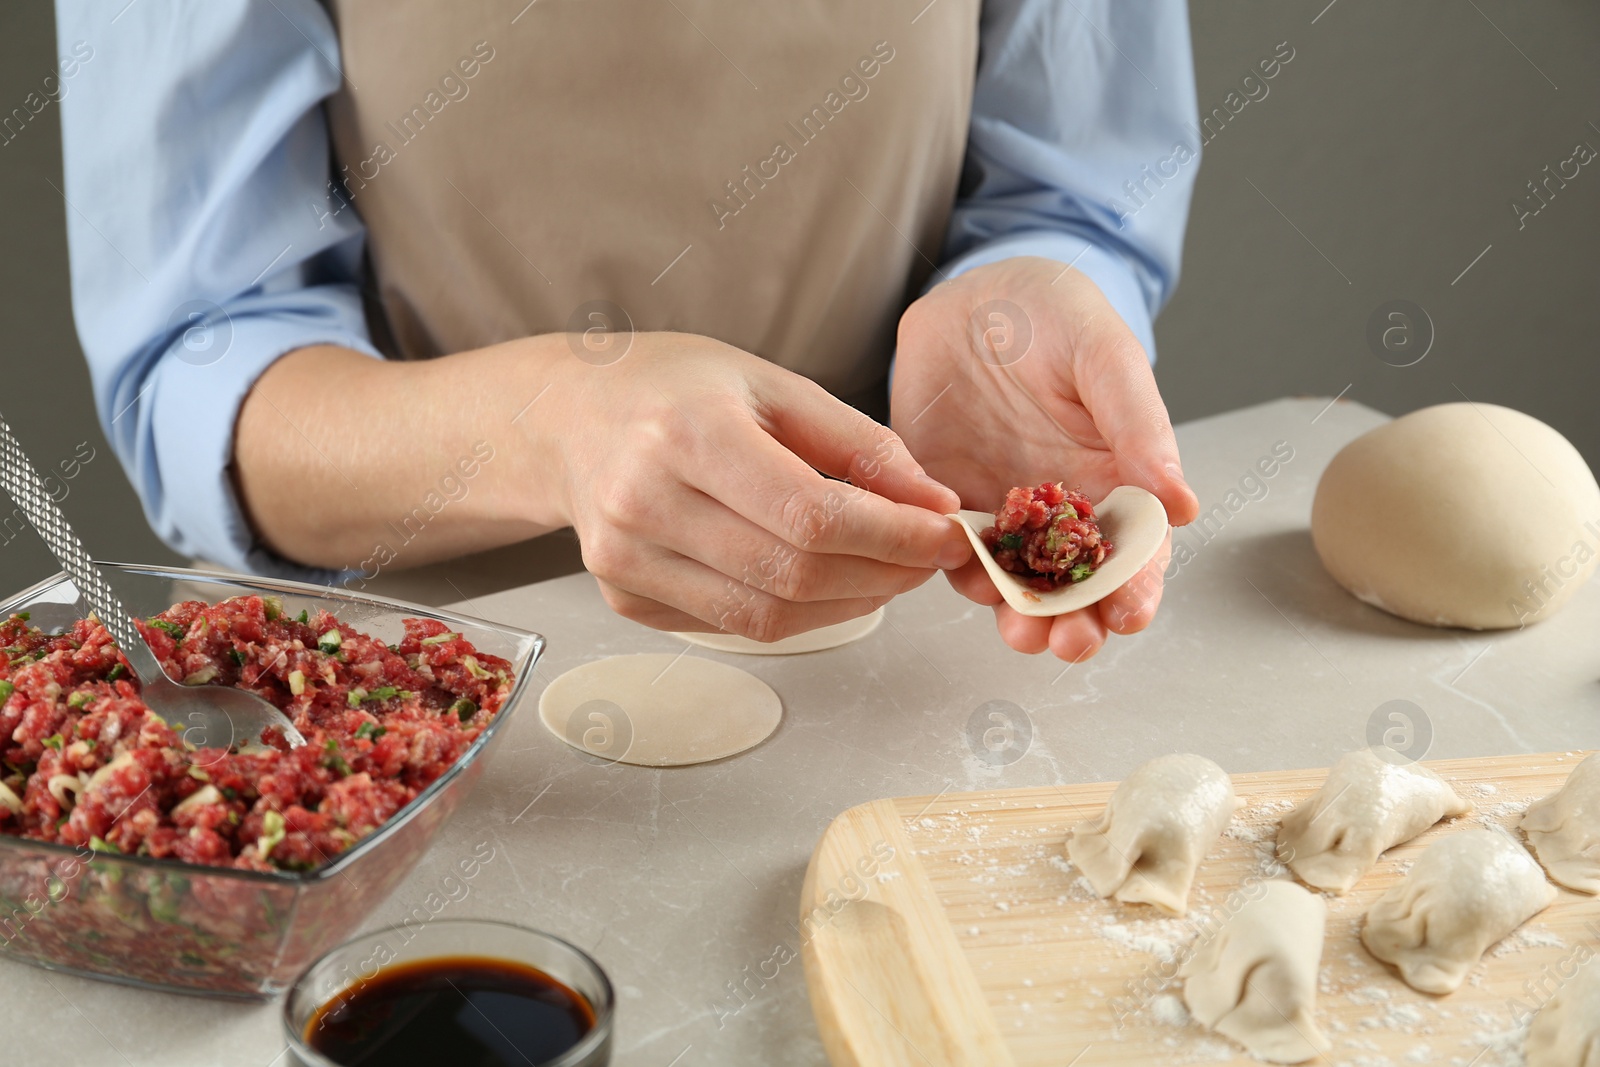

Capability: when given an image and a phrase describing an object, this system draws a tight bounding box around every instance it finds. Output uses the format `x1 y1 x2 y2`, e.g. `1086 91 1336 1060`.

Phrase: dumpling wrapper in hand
1361 828 1556 995
1066 753 1240 916
1525 958 1600 1067
1521 751 1600 894
1181 880 1332 1064
951 485 1169 617
1277 747 1471 893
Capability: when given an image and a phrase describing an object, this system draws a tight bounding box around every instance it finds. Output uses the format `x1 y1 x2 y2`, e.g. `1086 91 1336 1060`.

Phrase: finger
589 582 715 634
1095 532 1172 635
597 571 890 638
993 605 1053 655
951 534 1157 639
1048 611 1108 663
756 374 961 514
1077 337 1199 526
624 481 939 602
589 544 889 641
683 406 967 569
994 600 1107 661
945 553 1004 606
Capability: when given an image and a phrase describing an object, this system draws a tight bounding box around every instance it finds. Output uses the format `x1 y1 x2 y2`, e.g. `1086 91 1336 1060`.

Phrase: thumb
758 375 961 514
1079 345 1199 526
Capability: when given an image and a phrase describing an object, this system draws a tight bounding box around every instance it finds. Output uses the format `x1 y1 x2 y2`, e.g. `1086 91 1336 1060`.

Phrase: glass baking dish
0 562 543 999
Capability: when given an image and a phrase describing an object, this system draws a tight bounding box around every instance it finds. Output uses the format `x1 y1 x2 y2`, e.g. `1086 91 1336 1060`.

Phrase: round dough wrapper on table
1311 402 1600 630
538 653 781 767
1525 957 1600 1067
672 608 883 655
1181 879 1332 1065
952 484 1170 618
1065 752 1241 916
1360 827 1557 995
1277 747 1472 894
1521 750 1600 894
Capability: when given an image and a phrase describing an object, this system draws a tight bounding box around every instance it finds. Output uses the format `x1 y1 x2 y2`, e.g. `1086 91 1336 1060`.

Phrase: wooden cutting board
799 752 1600 1067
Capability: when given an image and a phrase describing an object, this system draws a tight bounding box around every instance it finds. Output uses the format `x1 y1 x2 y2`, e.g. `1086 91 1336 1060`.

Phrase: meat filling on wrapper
980 483 1112 593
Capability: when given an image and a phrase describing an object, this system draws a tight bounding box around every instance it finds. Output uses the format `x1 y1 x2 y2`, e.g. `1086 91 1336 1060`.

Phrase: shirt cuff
933 230 1160 365
140 306 382 585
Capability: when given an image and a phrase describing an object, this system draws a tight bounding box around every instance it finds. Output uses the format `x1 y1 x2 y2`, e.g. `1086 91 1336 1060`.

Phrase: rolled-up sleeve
939 0 1201 362
55 0 380 579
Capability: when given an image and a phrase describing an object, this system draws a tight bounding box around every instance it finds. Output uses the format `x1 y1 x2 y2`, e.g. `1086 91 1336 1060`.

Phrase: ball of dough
1311 403 1600 629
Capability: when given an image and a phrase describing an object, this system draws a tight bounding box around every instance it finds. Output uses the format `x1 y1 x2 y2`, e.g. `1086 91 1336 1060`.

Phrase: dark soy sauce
307 955 596 1066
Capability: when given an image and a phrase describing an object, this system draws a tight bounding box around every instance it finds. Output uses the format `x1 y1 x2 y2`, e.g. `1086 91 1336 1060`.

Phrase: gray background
0 0 1596 599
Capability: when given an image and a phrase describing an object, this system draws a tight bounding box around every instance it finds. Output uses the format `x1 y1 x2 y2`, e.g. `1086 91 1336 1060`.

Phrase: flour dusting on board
1489 924 1564 957
1097 920 1188 963
1149 993 1188 1027
1477 799 1531 825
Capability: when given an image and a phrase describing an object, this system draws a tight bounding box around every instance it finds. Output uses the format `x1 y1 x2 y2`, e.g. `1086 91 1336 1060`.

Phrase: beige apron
321 0 977 415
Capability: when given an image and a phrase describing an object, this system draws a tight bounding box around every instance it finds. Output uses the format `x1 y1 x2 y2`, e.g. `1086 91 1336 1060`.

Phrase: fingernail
1164 462 1186 484
935 540 970 569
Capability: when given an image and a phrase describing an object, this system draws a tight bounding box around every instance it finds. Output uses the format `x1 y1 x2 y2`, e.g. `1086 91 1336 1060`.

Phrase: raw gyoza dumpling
1526 958 1600 1067
1277 747 1471 893
1361 828 1556 994
1521 751 1600 894
1066 753 1239 916
1181 880 1331 1064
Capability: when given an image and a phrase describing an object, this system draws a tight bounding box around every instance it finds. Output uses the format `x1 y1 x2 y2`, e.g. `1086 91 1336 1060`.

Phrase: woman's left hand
891 256 1200 662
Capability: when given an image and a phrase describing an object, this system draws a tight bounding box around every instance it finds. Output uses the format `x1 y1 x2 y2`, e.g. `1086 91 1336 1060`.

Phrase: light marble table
5 397 1597 1066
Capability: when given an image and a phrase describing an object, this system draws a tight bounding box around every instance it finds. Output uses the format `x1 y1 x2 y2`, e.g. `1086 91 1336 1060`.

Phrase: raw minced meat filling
0 594 513 872
980 483 1113 592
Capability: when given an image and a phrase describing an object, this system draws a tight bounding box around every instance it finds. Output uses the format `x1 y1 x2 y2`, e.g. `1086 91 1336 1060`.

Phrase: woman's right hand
524 332 971 641
238 331 969 641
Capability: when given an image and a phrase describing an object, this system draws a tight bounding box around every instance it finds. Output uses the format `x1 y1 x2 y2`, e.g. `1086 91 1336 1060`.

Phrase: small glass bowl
284 918 614 1067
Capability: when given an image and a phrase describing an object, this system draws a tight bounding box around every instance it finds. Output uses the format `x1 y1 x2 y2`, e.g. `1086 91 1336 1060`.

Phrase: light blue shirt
54 0 1199 577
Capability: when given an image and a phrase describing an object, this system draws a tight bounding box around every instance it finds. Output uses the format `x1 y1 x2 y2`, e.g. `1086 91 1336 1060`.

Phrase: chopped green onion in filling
148 619 186 640
257 810 287 859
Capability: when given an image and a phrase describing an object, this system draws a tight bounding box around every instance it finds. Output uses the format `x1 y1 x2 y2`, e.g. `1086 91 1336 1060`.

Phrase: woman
56 0 1201 661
